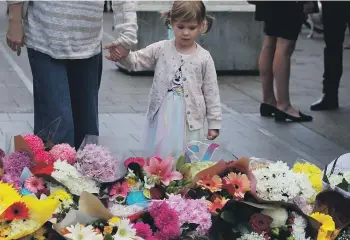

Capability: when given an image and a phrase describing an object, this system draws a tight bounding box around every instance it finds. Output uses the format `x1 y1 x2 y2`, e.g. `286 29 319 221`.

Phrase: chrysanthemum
223 172 250 199
64 223 103 240
133 222 152 239
197 175 222 192
207 196 229 215
114 218 137 240
3 202 29 220
110 181 129 198
24 176 45 193
311 212 336 240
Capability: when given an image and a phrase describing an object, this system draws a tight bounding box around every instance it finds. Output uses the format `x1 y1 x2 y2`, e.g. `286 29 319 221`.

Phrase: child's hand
104 41 130 62
207 129 219 140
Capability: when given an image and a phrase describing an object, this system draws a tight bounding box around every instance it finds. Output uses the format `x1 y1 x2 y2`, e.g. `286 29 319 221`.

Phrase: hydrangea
253 161 315 202
167 194 212 235
50 143 76 165
75 144 118 182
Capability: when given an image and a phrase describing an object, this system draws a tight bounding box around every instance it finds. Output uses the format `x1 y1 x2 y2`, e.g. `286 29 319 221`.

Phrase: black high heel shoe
260 103 278 117
274 108 313 122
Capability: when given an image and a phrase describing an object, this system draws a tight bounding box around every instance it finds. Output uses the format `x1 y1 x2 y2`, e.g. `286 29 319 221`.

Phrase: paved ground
1 2 349 167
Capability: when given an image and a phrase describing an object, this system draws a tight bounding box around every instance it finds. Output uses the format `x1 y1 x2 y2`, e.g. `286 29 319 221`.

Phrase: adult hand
104 42 130 62
207 129 219 140
6 20 24 56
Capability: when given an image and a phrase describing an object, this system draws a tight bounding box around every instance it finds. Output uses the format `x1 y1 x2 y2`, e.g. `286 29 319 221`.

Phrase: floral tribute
1 134 350 240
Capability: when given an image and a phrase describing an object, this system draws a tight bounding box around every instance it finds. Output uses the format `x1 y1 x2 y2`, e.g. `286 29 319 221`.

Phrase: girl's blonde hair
161 1 214 34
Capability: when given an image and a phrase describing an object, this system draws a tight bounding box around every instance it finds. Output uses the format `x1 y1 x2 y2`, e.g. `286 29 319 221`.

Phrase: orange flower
207 196 229 215
197 175 222 192
103 226 113 234
223 172 250 199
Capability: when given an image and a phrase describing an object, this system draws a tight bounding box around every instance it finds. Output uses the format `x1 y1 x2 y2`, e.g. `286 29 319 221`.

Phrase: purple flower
75 144 117 182
2 173 21 190
3 150 34 176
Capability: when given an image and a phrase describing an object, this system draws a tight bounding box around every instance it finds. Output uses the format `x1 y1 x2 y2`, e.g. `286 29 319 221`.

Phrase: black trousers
322 1 350 96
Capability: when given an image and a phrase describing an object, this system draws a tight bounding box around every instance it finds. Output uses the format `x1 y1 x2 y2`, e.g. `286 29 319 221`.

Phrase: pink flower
146 237 158 240
133 222 152 238
110 181 129 198
50 143 76 165
23 134 44 154
124 157 145 167
144 156 182 186
24 176 45 193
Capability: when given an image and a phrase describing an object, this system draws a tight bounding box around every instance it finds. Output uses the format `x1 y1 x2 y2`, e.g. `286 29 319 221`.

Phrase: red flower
3 202 29 220
249 213 273 234
124 157 145 167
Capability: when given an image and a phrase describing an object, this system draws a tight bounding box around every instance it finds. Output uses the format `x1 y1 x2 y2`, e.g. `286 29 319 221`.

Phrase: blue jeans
27 48 102 149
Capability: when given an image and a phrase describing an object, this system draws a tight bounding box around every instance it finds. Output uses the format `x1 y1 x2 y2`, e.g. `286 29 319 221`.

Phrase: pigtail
160 10 172 29
202 14 214 34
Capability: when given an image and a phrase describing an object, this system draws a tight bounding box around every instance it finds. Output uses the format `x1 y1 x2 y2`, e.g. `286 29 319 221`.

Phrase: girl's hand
7 19 24 56
207 129 219 140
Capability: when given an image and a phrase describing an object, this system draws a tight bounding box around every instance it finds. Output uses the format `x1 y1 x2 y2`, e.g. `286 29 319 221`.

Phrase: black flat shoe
260 103 277 117
274 109 313 122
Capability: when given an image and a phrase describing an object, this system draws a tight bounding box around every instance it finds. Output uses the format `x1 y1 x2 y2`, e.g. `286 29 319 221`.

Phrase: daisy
3 202 29 220
223 172 250 199
24 176 45 193
114 218 137 240
110 181 130 198
207 196 229 215
64 223 103 240
197 175 222 192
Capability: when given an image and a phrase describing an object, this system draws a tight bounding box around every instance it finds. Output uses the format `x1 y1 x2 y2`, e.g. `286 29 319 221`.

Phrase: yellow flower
108 216 120 226
49 189 72 202
0 181 21 215
293 163 323 194
32 227 46 240
311 212 336 240
127 179 137 187
104 226 113 234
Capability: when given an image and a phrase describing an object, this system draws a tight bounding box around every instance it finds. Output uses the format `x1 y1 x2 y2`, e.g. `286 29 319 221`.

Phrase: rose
249 213 273 234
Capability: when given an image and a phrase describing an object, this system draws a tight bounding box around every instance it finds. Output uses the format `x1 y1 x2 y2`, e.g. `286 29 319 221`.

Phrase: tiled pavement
0 3 349 167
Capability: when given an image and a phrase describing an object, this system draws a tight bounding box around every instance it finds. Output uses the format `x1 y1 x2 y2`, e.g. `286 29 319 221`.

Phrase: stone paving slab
0 113 346 167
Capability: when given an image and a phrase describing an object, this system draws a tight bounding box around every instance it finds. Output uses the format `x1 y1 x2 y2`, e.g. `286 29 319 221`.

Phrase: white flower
291 212 310 240
51 160 100 195
261 208 288 228
64 223 103 240
109 203 144 218
343 171 350 184
328 174 343 187
253 161 315 202
238 232 266 240
114 218 136 240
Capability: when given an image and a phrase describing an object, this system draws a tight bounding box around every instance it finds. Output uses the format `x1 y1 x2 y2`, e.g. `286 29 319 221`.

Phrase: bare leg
259 36 277 106
273 37 300 117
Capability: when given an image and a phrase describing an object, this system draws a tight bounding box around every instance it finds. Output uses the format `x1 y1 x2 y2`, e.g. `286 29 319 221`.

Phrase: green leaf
221 211 237 225
176 155 185 171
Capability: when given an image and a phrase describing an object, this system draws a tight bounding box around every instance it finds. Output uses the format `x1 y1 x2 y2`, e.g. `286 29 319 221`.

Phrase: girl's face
172 20 204 48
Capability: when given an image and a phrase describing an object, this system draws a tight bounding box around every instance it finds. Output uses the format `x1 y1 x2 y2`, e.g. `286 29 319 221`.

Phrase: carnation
261 208 288 228
133 222 152 239
23 134 44 154
3 150 34 176
75 144 119 182
50 143 76 165
35 150 54 165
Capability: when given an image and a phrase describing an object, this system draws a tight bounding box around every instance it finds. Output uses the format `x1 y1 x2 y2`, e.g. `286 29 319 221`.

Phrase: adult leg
27 48 74 146
311 2 348 110
259 35 277 106
67 52 102 149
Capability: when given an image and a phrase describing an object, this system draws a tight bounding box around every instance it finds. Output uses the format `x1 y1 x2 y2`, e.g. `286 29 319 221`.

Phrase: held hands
6 20 24 56
207 129 219 140
104 41 130 62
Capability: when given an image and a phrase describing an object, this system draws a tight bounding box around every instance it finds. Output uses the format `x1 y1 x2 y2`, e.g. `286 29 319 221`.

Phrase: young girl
116 1 222 159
